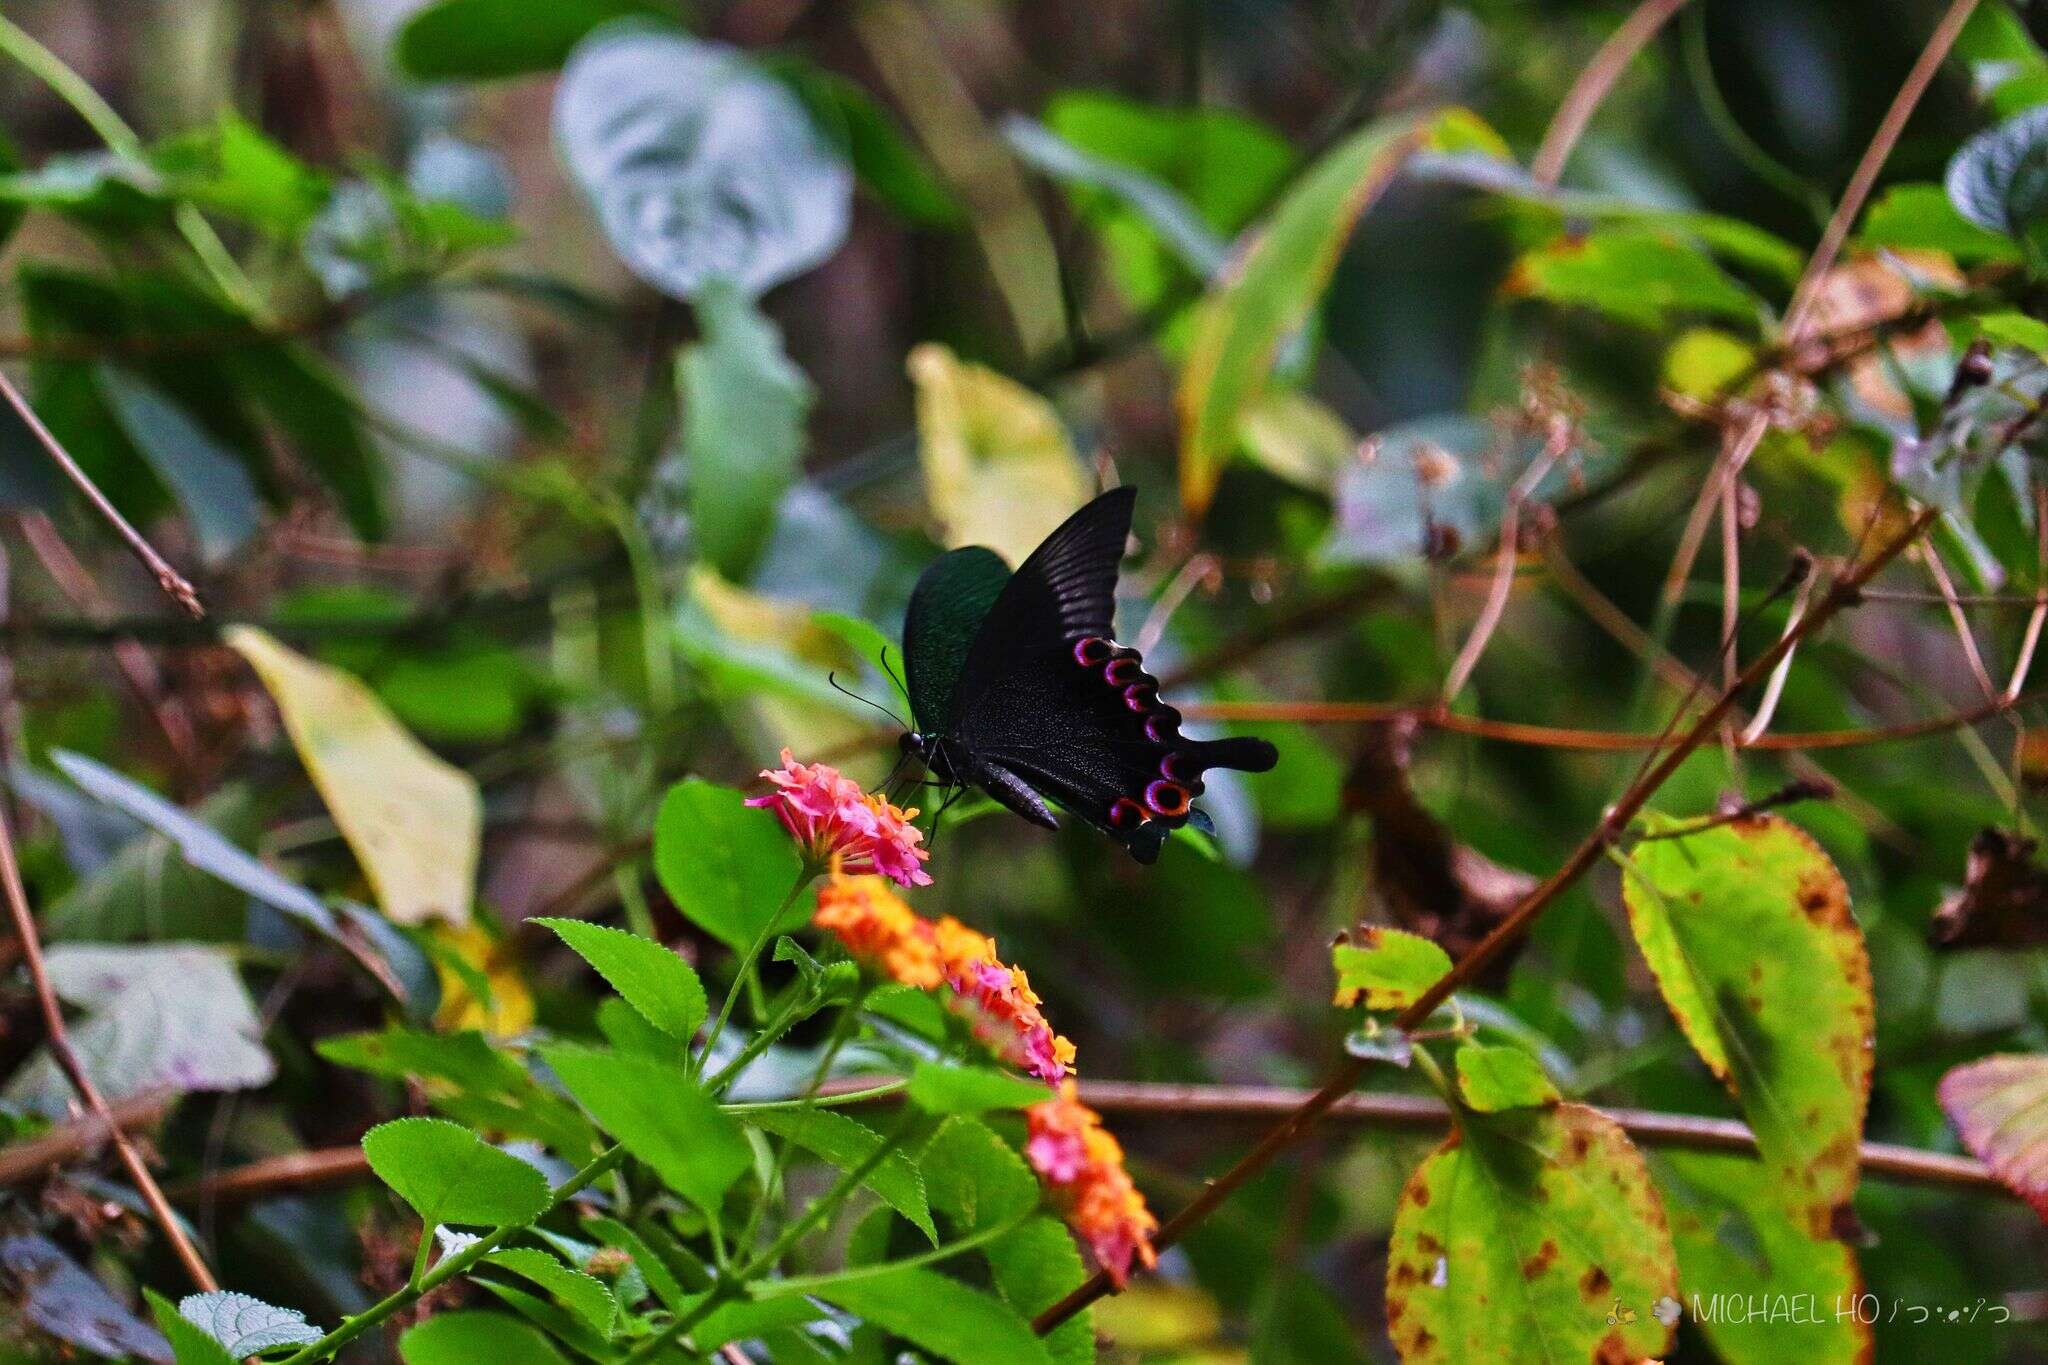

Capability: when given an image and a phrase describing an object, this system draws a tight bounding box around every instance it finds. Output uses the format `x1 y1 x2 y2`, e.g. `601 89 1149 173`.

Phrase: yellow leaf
908 342 1092 566
430 921 535 1038
1236 389 1357 491
685 569 875 763
226 626 480 928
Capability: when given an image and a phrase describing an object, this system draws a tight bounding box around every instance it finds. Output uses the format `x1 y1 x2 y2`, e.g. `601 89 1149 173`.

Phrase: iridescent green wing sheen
901 544 1011 733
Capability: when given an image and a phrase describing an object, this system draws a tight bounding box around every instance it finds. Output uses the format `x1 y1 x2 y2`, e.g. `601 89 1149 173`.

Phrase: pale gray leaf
178 1290 322 1355
96 367 261 564
0 1233 172 1363
1948 105 2048 238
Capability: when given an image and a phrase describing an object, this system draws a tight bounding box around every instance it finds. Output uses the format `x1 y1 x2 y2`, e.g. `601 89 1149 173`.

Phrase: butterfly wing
902 545 1011 735
946 487 1276 862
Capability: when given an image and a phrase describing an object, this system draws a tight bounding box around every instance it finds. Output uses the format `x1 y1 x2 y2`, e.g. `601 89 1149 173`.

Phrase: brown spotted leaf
1929 828 2048 949
1619 813 1873 1238
1385 1102 1677 1364
1938 1054 2048 1220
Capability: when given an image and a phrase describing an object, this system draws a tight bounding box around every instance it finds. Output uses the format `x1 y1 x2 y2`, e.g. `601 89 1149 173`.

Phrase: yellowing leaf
683 568 874 760
430 921 535 1039
1235 389 1357 492
1332 926 1451 1010
1619 813 1872 1238
909 342 1091 566
1454 1043 1560 1112
227 625 480 927
1386 1103 1678 1364
1662 327 1754 401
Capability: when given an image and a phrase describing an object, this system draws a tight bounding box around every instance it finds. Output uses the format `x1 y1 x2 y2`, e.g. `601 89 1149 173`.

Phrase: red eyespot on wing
1104 657 1143 687
1160 751 1197 783
1144 708 1182 744
1107 797 1147 831
1123 683 1157 713
1073 637 1113 667
1144 780 1191 818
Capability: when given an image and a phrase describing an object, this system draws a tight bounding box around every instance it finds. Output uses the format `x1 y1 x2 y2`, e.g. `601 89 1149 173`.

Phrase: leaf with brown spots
1929 828 2048 949
1656 1151 1872 1364
1938 1054 2048 1221
1385 1103 1677 1364
1619 813 1873 1239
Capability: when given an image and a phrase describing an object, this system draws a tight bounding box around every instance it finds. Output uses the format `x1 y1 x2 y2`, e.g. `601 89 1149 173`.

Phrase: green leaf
155 111 330 236
397 0 667 80
988 1217 1097 1365
2 944 274 1116
146 1289 236 1365
481 1247 617 1337
399 1310 569 1364
583 1215 689 1310
1946 104 2048 239
1453 1043 1560 1112
539 1043 749 1215
224 343 385 539
1663 327 1756 401
1657 1152 1870 1363
1938 1053 2048 1216
748 1108 937 1243
555 23 850 298
1619 813 1873 1237
907 1061 1054 1115
361 1117 551 1228
536 917 707 1042
919 1116 1040 1232
811 1267 1056 1365
0 152 168 227
1331 927 1451 1011
651 778 805 952
316 1027 595 1156
1511 226 1757 329
1177 110 1431 515
96 367 260 564
176 1290 322 1356
1385 1103 1678 1363
675 280 814 579
774 62 962 226
1972 308 2048 359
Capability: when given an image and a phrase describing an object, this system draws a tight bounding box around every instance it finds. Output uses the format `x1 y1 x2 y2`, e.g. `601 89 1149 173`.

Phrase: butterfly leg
978 763 1060 830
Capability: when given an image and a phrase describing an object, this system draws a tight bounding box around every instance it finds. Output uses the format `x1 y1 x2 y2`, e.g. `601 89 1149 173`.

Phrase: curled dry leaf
1799 251 1961 421
1929 827 2048 949
1343 718 1536 985
1938 1054 2048 1220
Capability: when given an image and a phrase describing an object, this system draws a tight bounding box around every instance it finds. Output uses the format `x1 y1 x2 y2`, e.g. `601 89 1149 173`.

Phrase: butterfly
898 487 1277 863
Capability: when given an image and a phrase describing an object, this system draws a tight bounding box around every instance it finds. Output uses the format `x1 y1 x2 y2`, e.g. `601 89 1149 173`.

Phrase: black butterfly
898 487 1277 863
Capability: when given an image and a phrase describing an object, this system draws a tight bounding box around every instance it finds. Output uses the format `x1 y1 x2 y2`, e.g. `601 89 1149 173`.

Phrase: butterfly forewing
902 544 1011 734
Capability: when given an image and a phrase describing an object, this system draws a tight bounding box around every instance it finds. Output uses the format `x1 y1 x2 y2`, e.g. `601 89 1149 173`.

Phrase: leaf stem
696 869 815 1077
752 1208 1034 1298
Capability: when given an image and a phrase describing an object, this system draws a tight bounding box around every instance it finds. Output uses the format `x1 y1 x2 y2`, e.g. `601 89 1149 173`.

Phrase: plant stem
753 1209 1034 1297
697 870 814 1077
277 1144 628 1365
614 860 658 940
617 1280 741 1365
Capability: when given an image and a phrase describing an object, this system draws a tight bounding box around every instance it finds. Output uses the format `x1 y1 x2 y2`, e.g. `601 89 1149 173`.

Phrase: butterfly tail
1185 735 1279 775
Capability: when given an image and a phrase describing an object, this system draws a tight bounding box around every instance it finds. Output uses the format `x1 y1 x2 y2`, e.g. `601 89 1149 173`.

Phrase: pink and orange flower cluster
809 870 1154 1284
747 749 932 887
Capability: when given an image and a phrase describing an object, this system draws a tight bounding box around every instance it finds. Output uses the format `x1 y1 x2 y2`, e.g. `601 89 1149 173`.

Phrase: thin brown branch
1035 506 1937 1334
0 798 217 1291
1183 684 2024 751
1439 436 1567 705
0 371 203 618
1916 539 2000 703
0 1092 172 1186
1530 0 1691 186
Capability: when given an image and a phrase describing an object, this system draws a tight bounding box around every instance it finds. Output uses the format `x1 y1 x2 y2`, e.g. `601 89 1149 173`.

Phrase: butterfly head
900 729 959 785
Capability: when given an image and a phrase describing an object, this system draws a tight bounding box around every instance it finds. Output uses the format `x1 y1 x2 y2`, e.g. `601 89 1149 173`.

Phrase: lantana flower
1026 1083 1160 1286
809 871 1154 1282
747 749 932 886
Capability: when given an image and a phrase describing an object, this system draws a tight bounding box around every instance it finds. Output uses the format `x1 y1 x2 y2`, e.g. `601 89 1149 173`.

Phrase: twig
1917 538 2000 703
2007 483 2048 702
0 373 204 618
1183 684 2023 751
1530 0 1691 186
0 797 217 1291
1438 435 1567 705
1739 569 1817 743
0 1093 173 1186
1034 505 1936 1334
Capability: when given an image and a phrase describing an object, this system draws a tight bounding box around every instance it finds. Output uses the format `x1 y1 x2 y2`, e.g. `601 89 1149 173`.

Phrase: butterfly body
900 488 1278 863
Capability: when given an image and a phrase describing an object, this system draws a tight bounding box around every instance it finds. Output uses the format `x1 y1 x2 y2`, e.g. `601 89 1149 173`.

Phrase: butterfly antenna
879 646 909 707
827 671 908 730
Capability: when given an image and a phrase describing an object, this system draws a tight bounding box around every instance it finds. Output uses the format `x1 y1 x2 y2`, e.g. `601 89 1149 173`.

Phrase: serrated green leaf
907 1061 1054 1115
1620 813 1873 1237
988 1217 1096 1365
1862 184 2027 264
1453 1043 1560 1112
536 917 706 1042
1511 227 1757 329
482 1247 617 1337
146 1289 235 1365
811 1267 1056 1365
361 1117 551 1228
749 1107 936 1243
540 1043 749 1215
651 778 805 952
1385 1104 1678 1363
398 1310 569 1364
1331 927 1451 1011
920 1116 1040 1232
